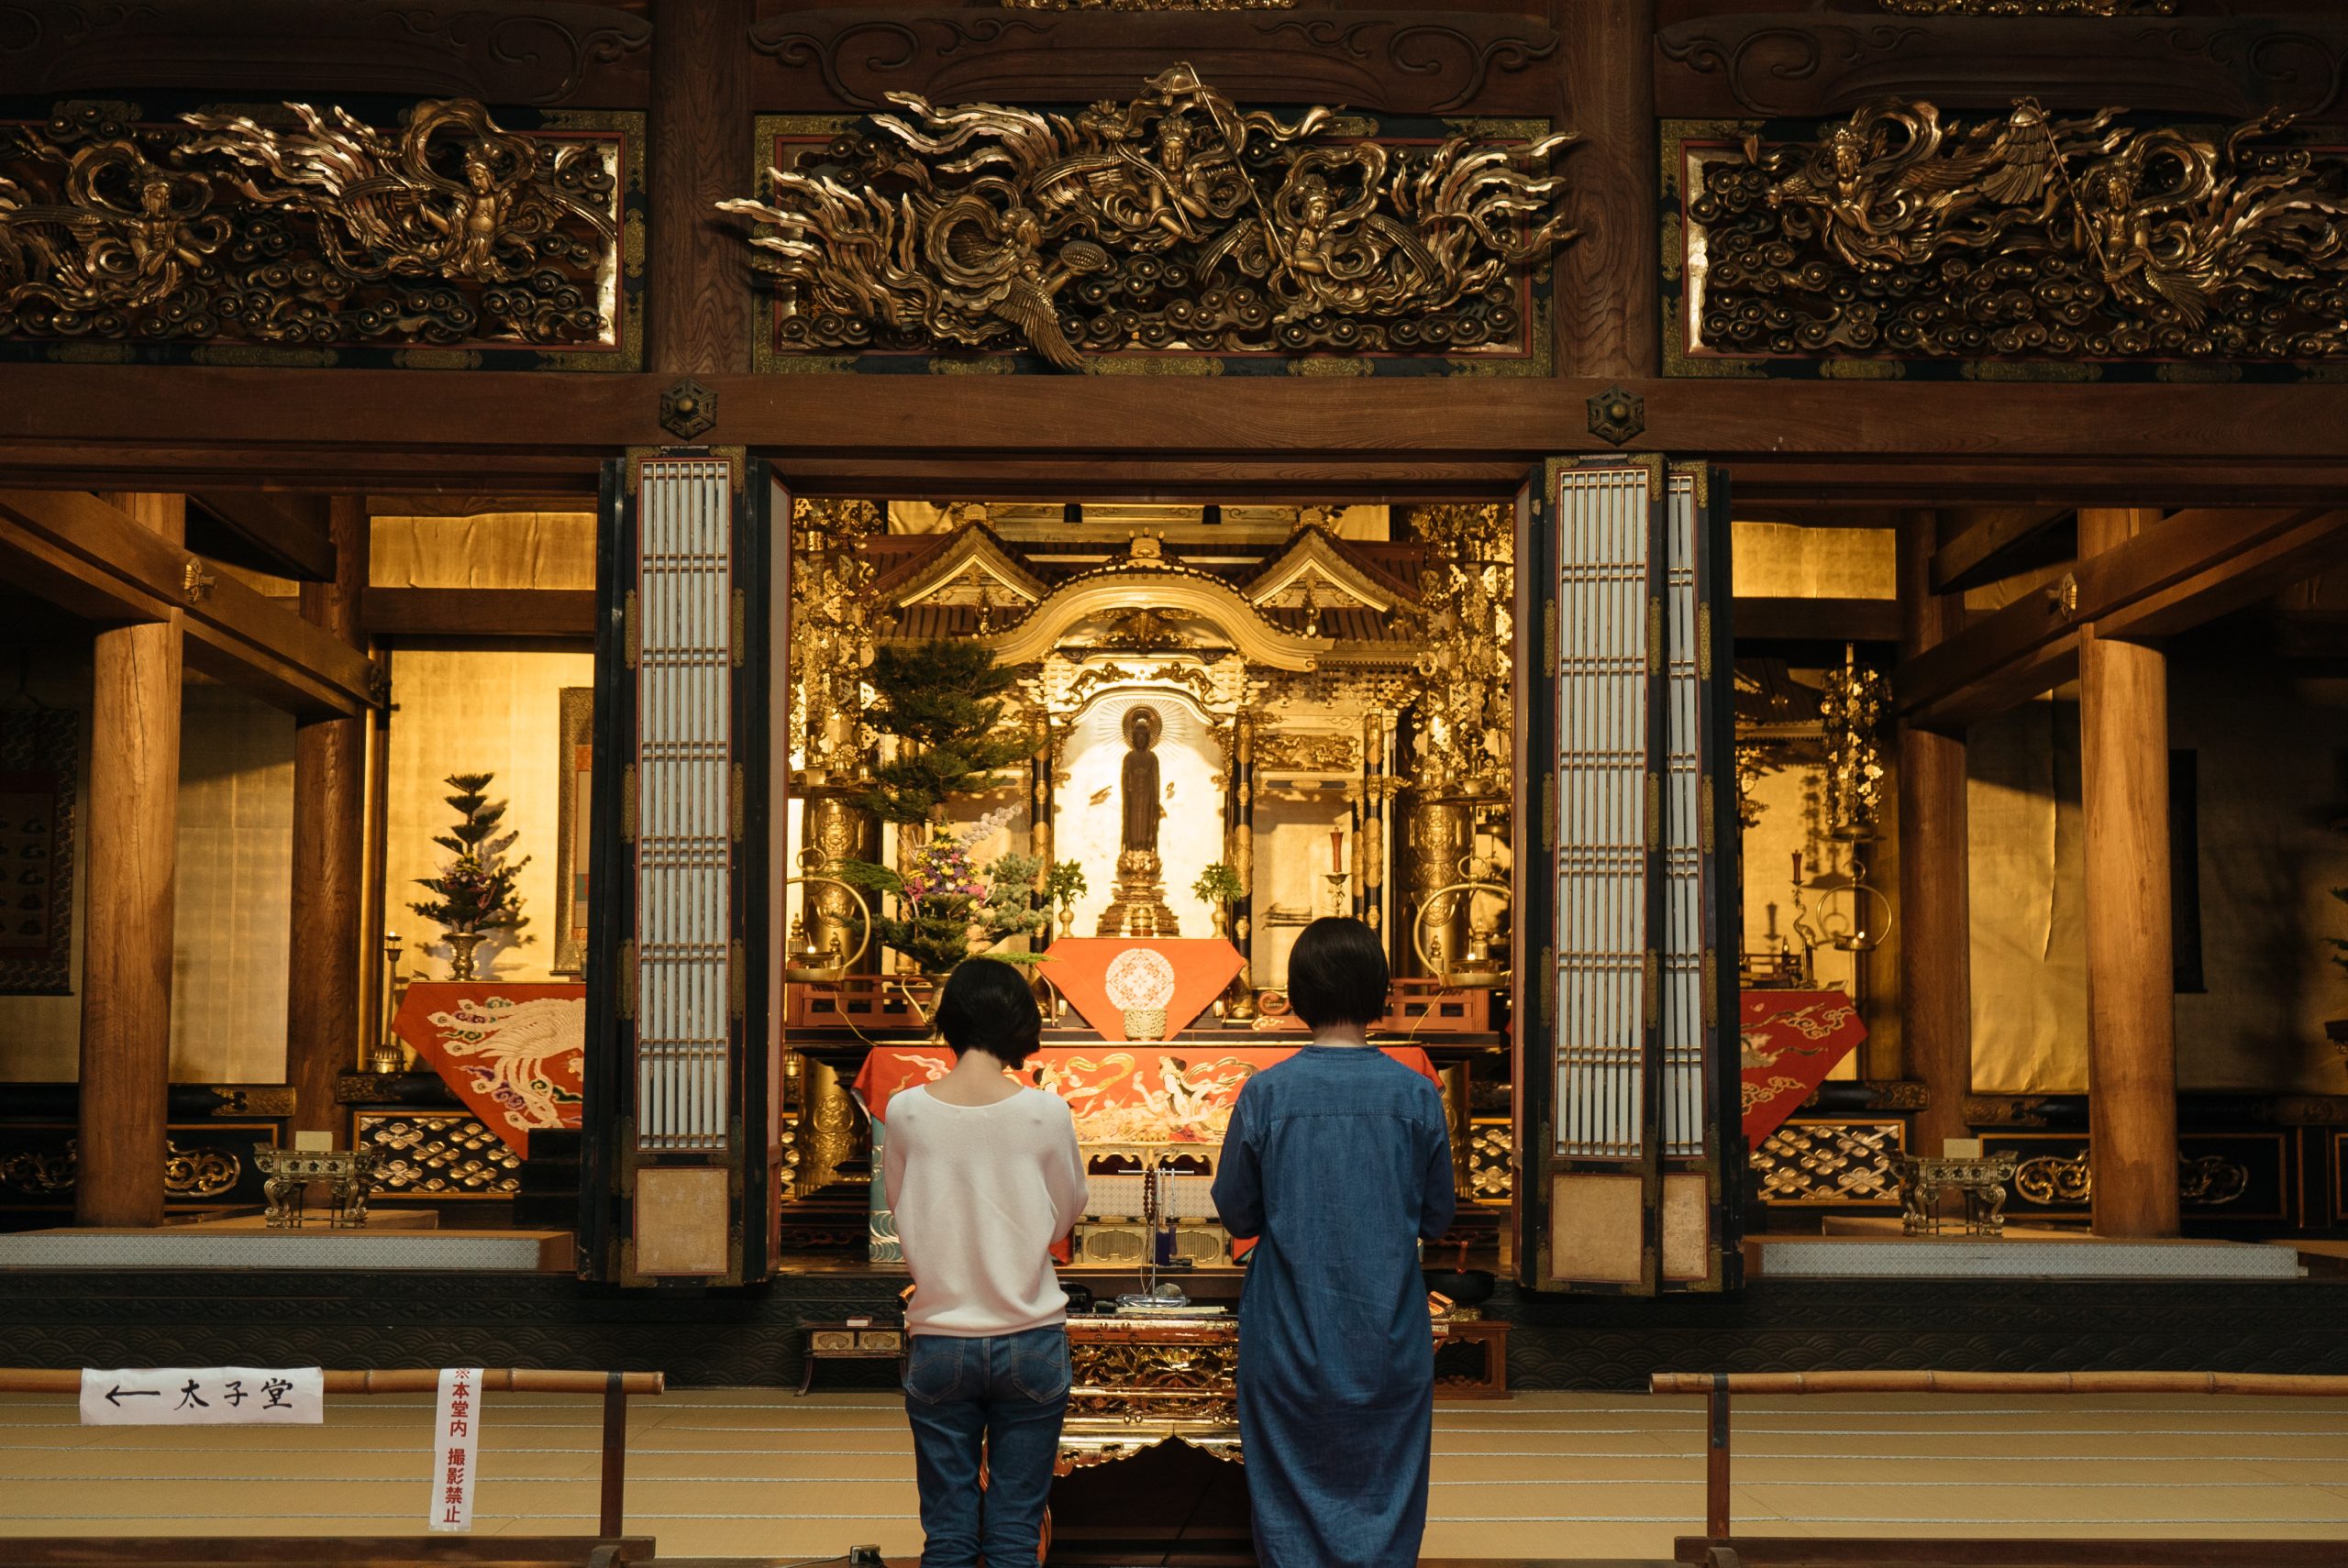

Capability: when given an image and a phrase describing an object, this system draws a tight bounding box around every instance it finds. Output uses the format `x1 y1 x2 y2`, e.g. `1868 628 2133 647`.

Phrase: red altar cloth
854 1043 1441 1143
1740 988 1866 1145
1036 937 1246 1043
390 981 586 1157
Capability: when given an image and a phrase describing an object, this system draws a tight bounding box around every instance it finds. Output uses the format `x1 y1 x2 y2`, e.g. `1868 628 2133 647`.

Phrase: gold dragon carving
0 99 620 348
1690 98 2348 361
719 65 1575 370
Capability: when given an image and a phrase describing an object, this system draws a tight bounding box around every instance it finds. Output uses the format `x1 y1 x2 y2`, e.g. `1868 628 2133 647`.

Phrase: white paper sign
79 1366 323 1426
429 1366 484 1533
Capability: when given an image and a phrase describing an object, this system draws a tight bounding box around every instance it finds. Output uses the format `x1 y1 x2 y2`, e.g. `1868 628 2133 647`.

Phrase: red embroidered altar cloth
1740 988 1866 1145
390 981 586 1157
1036 937 1246 1043
854 1044 1440 1143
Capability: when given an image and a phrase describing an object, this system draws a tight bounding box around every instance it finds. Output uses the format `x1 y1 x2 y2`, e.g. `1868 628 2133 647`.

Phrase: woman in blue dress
1211 916 1456 1568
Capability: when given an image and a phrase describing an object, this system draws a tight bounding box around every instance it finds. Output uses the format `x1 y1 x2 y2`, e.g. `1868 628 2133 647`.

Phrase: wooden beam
77 491 181 1230
2100 509 2348 643
9 369 2348 471
1554 0 1656 378
1897 509 1974 1159
1730 596 1899 645
0 490 373 715
363 587 597 639
2077 509 2180 1239
648 0 752 377
188 490 335 580
287 496 369 1139
1895 506 2332 724
1928 506 2074 594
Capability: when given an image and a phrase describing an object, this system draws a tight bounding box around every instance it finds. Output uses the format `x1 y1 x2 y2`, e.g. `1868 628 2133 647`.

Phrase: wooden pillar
1896 511 1973 1158
76 492 184 1228
2078 507 2181 1238
1552 0 1659 377
648 0 753 377
286 496 368 1139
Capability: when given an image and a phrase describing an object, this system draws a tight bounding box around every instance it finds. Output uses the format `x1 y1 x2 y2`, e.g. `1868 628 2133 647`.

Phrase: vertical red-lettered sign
430 1367 482 1532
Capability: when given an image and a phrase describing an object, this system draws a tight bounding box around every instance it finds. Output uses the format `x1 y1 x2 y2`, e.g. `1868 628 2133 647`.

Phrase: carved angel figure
0 139 228 320
180 99 615 292
1756 100 2119 274
2067 116 2348 334
1195 135 1574 325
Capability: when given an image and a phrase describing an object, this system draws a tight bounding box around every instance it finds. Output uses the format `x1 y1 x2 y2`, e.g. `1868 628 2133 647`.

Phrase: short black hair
1287 916 1388 1032
934 957 1044 1067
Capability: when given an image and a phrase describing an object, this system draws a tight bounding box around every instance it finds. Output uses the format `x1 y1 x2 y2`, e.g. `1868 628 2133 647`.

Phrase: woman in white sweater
882 957 1089 1568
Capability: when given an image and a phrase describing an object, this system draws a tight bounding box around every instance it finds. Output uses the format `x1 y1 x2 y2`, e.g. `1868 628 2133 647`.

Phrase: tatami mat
5 1389 2348 1559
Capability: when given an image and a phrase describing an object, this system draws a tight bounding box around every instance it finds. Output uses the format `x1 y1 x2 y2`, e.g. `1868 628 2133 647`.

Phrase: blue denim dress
1210 1046 1456 1568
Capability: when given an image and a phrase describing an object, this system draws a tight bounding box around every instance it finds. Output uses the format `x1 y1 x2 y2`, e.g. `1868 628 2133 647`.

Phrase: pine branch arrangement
853 639 1034 824
409 772 532 941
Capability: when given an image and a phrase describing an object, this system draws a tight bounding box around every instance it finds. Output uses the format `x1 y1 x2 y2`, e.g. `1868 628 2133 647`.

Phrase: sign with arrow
79 1367 324 1426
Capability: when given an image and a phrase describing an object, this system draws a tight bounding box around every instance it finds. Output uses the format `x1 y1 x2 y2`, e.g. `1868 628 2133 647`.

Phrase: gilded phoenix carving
0 99 626 354
722 66 1575 370
1685 99 2348 364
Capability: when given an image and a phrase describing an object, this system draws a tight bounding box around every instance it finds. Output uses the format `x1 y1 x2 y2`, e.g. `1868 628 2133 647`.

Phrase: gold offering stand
1062 1315 1243 1473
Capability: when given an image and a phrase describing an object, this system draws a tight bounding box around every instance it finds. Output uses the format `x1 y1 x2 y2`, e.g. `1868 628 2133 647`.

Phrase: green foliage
1042 858 1088 909
1191 860 1243 907
854 640 1034 825
409 772 531 940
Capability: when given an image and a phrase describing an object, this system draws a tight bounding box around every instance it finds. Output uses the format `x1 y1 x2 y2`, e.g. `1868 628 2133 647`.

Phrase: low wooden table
796 1320 906 1396
1434 1316 1511 1399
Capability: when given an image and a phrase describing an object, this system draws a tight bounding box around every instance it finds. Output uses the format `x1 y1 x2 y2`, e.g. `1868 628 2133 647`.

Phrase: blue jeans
903 1326 1069 1568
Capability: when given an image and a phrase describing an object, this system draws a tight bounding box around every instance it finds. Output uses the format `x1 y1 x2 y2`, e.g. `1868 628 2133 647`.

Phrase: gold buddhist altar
1058 1313 1452 1473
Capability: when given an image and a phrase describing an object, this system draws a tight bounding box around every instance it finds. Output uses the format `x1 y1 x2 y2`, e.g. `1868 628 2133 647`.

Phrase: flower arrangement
409 772 531 944
839 807 1047 977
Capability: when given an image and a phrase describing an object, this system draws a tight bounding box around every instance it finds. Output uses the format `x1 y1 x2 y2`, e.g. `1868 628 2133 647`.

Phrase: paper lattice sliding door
1519 458 1738 1295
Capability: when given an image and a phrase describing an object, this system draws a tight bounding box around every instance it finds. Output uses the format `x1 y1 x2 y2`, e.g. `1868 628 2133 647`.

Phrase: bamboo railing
1650 1370 2348 1550
0 1367 666 1540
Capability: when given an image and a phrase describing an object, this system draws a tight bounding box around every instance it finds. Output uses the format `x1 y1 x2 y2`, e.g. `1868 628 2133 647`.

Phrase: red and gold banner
391 982 586 1157
854 1043 1440 1143
1740 988 1866 1145
1036 937 1246 1043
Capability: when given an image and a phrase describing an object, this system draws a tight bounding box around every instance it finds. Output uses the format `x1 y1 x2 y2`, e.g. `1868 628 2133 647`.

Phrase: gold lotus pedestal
1098 849 1180 939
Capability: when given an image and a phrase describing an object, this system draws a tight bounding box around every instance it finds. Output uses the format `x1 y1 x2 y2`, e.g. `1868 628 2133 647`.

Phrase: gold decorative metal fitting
1587 385 1645 445
1688 97 2348 363
2044 572 2080 619
182 559 216 604
660 379 716 441
719 65 1577 370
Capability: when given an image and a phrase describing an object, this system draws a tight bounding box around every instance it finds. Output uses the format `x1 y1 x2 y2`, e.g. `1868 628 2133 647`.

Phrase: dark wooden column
2078 507 2181 1238
1553 0 1659 377
1896 510 1973 1158
648 0 753 377
77 492 184 1228
286 496 368 1139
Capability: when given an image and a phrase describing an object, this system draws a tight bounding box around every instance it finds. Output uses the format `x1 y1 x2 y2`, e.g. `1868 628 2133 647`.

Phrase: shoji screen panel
1660 462 1739 1291
582 448 780 1287
1533 458 1664 1291
1520 458 1738 1295
635 455 737 1154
